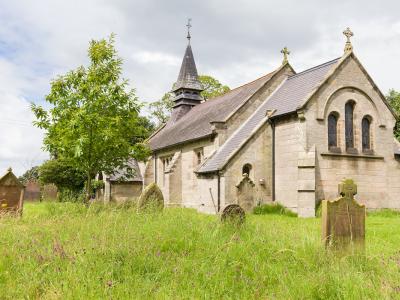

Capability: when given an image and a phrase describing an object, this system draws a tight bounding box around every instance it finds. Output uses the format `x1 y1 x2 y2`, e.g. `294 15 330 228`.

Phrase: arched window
345 101 355 150
362 116 371 152
242 164 252 177
328 112 338 149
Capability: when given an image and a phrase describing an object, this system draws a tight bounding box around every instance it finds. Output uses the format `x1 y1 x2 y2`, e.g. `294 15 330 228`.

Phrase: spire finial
186 18 192 44
343 27 354 53
281 47 290 65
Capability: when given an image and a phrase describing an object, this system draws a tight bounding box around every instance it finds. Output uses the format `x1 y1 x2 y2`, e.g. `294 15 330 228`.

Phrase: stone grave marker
322 179 365 248
0 167 25 215
137 182 164 212
221 204 246 225
236 174 255 212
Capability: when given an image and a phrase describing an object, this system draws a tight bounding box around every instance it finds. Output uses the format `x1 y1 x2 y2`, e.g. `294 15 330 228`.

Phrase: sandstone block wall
223 123 273 210
274 116 302 212
154 138 219 213
305 55 400 209
110 182 142 203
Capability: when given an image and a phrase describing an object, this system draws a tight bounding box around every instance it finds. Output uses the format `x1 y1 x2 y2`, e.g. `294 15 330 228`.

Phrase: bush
253 203 297 217
57 189 85 203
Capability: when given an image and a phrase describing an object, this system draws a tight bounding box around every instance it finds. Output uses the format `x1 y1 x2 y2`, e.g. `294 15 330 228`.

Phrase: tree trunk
85 173 92 205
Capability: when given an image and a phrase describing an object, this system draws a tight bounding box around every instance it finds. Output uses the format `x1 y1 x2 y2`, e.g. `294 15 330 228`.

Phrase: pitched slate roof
264 58 340 117
149 70 278 151
197 58 340 173
106 159 142 182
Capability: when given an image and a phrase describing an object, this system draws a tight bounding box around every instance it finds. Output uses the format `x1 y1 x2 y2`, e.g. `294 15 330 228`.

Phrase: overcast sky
0 0 400 175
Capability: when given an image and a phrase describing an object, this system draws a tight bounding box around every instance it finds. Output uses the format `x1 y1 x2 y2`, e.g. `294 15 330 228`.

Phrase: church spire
173 19 203 92
170 19 203 123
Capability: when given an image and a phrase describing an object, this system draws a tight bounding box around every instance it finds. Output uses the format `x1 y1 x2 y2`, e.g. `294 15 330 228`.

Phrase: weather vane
186 18 192 43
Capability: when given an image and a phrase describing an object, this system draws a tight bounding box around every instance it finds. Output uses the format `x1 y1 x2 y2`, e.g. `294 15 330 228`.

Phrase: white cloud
132 51 180 66
0 92 47 175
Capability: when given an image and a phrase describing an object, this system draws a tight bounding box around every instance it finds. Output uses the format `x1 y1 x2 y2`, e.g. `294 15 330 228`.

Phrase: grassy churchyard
1 202 400 299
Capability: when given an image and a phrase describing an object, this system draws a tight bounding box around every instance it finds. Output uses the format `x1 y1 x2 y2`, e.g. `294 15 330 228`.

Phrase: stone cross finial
281 47 290 65
338 178 357 199
186 18 192 43
7 167 12 173
343 27 354 53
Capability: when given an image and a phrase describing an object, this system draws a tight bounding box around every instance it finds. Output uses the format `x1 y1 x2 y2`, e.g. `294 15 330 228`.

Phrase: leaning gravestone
236 174 255 212
137 183 164 212
221 204 246 225
0 167 25 216
322 179 365 249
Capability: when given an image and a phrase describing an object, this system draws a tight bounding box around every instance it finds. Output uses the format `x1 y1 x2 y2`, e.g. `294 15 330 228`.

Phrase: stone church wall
223 123 273 209
109 182 142 203
305 55 400 209
143 158 154 187
274 115 303 212
168 152 182 207
154 137 219 213
180 139 218 213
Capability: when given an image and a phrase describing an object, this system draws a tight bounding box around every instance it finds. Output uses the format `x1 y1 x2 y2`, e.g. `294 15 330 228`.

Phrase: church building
145 27 400 217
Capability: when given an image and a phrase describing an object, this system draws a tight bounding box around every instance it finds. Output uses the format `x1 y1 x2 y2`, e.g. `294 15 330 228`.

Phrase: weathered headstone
236 174 255 212
137 183 164 212
0 167 25 215
221 204 245 225
322 179 365 248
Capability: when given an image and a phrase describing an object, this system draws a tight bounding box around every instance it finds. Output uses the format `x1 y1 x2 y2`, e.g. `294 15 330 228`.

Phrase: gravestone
236 174 255 212
137 183 164 212
221 204 245 225
0 168 25 215
322 179 365 248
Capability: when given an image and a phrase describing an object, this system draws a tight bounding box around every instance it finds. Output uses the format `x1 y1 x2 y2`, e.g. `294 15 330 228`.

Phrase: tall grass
0 202 399 299
253 203 297 217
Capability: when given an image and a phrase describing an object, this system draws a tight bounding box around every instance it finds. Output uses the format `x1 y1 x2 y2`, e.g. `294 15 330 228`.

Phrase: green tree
386 89 400 141
148 92 174 126
148 75 230 126
32 35 151 202
39 159 86 192
198 75 230 100
18 166 39 185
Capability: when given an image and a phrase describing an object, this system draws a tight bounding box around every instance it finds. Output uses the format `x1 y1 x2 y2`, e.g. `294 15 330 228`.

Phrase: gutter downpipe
217 172 221 212
154 154 158 183
270 119 276 202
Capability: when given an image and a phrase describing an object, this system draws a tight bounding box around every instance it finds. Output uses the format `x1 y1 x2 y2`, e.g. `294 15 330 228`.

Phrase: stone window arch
362 115 372 152
345 100 356 151
328 112 339 150
242 164 252 177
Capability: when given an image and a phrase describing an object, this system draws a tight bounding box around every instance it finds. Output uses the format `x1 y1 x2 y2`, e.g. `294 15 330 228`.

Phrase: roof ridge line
288 57 341 79
206 69 278 102
230 69 277 91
